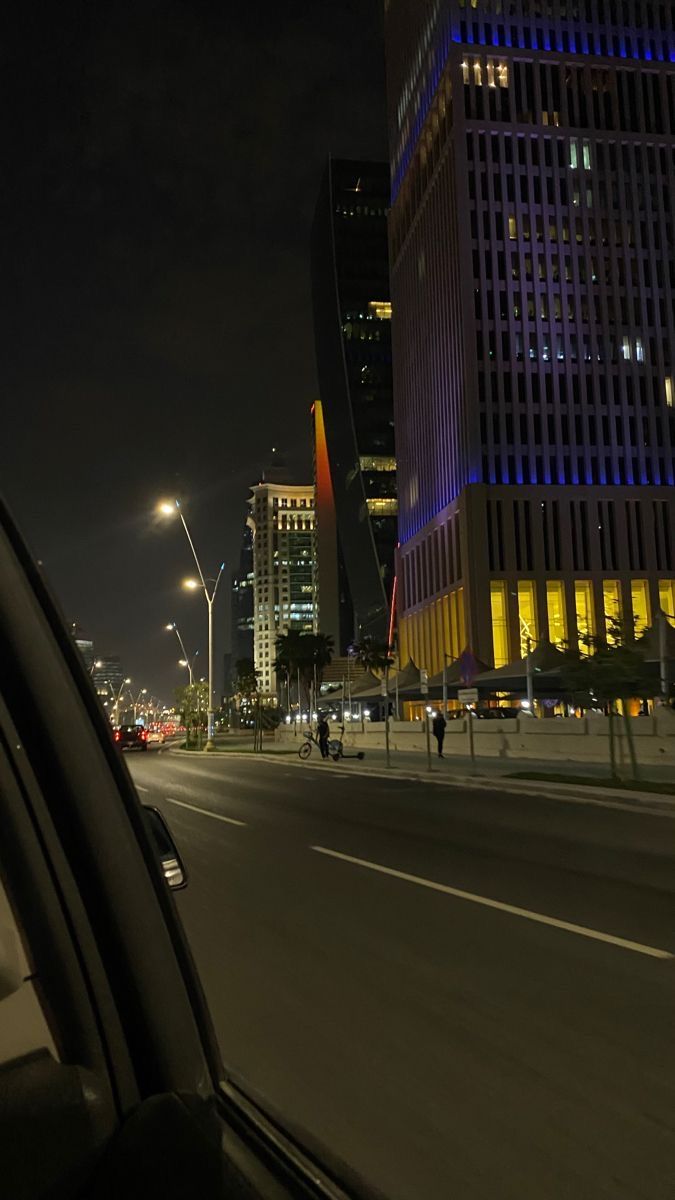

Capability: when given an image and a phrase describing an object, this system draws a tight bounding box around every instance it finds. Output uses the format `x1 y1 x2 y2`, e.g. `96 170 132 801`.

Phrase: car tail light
114 731 121 741
140 730 148 740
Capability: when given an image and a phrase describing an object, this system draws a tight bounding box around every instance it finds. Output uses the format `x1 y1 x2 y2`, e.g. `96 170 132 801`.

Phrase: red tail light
114 731 121 741
140 730 148 740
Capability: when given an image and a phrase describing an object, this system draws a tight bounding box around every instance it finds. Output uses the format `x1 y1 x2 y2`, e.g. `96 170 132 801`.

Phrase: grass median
507 770 675 796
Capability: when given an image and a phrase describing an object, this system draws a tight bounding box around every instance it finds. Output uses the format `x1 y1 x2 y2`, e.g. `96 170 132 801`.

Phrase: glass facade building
385 0 675 672
311 157 397 646
231 523 255 665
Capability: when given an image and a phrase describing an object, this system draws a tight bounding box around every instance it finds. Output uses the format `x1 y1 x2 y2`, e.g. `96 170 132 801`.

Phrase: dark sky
2 0 388 703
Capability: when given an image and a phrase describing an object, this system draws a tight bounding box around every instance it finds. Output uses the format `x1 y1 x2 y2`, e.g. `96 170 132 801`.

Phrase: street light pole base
204 739 217 752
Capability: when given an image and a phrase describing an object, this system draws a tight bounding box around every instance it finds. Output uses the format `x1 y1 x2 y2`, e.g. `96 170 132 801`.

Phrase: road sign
420 668 429 696
458 687 479 704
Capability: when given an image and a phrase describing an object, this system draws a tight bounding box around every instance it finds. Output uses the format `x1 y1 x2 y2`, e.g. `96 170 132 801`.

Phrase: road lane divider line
165 797 247 827
311 846 673 961
135 785 149 793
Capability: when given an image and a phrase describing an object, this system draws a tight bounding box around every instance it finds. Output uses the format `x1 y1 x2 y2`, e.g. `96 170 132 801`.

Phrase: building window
546 581 566 647
367 300 392 319
517 581 537 658
490 581 509 668
602 580 622 642
574 580 594 654
659 581 675 626
665 378 674 408
630 579 650 636
359 455 397 472
366 498 398 515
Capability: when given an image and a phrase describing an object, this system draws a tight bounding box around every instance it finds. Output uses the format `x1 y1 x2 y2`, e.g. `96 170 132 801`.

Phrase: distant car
114 724 148 751
146 730 165 745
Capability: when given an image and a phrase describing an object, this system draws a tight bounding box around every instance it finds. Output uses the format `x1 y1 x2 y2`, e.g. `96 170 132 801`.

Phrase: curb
166 745 675 815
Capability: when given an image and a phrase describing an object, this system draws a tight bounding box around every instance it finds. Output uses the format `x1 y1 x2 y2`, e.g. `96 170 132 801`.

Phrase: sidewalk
169 738 675 815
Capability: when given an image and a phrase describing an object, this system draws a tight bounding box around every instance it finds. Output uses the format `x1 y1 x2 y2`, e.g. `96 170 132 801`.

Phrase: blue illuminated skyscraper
385 0 675 673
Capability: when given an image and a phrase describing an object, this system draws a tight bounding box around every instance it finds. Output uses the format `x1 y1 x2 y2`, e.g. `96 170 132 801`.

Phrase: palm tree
352 636 393 677
307 632 334 684
274 629 305 704
274 630 334 708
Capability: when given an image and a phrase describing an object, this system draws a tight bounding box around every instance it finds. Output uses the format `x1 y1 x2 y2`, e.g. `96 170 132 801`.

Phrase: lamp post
130 688 147 723
109 678 131 726
159 501 224 751
165 624 199 685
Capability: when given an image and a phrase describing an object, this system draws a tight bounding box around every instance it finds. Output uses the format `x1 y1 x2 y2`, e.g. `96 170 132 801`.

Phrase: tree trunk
608 704 618 780
622 705 640 782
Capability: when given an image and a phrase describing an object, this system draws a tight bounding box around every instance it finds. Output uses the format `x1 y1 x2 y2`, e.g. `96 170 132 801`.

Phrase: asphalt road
129 749 675 1200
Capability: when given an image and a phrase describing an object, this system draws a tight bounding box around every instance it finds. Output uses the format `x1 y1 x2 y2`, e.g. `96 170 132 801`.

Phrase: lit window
490 581 509 668
517 582 538 659
508 215 517 240
665 378 673 407
366 498 398 515
622 337 631 361
367 300 392 320
574 581 594 654
569 139 578 169
582 140 592 170
359 455 397 472
659 581 675 626
602 580 622 643
546 581 566 647
630 580 650 636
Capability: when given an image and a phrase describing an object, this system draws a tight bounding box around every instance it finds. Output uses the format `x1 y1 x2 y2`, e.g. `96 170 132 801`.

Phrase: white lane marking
135 785 149 793
311 846 673 961
165 797 247 827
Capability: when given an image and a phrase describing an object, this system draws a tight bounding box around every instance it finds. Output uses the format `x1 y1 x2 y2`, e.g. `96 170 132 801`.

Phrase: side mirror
143 806 187 890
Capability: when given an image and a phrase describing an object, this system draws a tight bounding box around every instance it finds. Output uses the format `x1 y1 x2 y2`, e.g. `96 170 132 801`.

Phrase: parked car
114 723 148 750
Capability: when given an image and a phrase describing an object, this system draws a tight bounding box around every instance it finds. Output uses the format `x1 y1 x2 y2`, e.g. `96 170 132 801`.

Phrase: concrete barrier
276 711 675 765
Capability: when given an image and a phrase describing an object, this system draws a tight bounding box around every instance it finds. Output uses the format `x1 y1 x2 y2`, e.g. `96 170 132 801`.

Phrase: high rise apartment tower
385 0 675 672
247 482 317 696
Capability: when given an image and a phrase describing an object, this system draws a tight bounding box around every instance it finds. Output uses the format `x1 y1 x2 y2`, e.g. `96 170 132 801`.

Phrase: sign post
421 668 431 771
458 687 478 770
382 668 391 769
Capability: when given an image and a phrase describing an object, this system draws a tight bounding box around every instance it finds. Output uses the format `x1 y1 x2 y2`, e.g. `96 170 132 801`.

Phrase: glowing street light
158 500 225 749
165 622 198 685
109 677 131 725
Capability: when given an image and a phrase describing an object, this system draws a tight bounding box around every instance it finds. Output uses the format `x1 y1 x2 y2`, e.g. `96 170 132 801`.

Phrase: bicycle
298 729 320 760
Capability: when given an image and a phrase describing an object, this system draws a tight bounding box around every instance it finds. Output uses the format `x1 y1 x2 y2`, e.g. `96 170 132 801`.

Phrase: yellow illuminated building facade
395 485 675 674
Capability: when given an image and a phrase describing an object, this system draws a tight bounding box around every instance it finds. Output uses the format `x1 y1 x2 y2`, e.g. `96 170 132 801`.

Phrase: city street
129 750 675 1200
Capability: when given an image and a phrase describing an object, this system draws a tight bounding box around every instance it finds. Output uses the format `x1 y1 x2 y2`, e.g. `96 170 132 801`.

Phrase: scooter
328 724 365 762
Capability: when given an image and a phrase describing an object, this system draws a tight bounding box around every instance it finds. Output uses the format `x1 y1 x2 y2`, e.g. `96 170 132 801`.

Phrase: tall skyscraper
311 157 397 647
248 482 317 696
385 2 675 674
92 655 125 700
230 523 255 665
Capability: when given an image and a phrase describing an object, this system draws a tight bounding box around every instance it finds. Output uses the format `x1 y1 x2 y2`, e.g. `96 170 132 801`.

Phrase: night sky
2 1 387 703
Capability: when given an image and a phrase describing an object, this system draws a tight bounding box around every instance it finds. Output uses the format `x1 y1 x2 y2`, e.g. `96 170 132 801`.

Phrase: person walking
432 711 447 758
317 714 330 759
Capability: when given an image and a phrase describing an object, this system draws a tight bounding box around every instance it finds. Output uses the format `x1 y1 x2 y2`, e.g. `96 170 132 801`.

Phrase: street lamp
109 678 131 726
165 623 199 685
89 659 104 677
158 500 225 750
130 688 147 722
